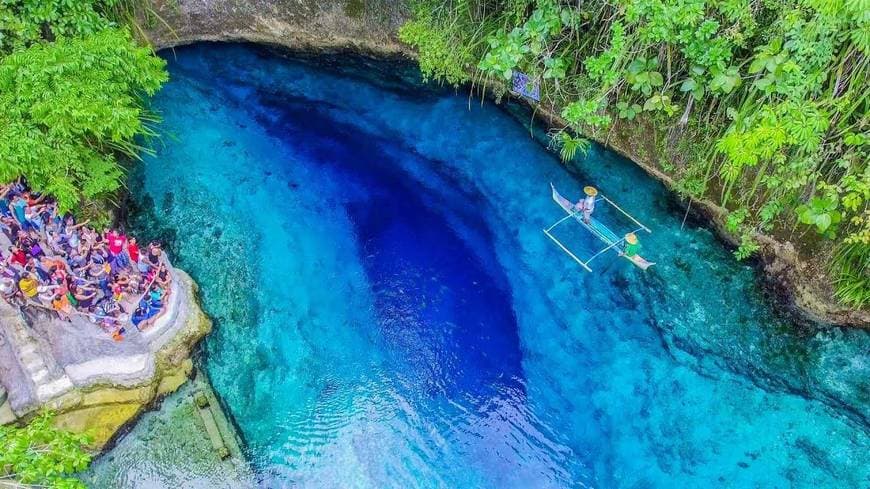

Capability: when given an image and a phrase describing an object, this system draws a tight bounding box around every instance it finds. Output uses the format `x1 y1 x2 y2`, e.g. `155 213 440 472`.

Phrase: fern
831 242 870 308
0 28 167 212
554 131 590 162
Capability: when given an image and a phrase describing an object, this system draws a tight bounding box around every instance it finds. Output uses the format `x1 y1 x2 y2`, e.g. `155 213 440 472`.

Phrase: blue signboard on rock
511 71 540 101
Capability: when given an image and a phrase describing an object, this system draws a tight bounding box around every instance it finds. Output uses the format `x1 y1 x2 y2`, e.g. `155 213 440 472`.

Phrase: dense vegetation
0 0 167 217
0 2 165 486
400 0 868 306
0 412 92 488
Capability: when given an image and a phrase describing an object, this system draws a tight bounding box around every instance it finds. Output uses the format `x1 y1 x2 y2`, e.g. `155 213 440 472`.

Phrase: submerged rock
81 373 255 488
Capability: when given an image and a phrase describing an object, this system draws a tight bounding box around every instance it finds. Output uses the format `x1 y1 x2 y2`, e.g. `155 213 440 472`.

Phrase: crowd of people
0 181 173 340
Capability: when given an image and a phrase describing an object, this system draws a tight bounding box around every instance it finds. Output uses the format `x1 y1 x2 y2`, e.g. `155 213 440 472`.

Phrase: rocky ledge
146 0 410 56
0 268 211 448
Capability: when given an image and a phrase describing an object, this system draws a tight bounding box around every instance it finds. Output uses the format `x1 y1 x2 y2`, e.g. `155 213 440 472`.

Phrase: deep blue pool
128 43 869 488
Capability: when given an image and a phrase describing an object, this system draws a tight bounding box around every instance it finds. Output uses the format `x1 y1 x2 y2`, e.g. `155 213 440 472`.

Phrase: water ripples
119 43 870 488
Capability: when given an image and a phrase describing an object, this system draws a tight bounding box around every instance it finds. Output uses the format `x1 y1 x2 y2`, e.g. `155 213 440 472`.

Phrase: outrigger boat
544 183 655 272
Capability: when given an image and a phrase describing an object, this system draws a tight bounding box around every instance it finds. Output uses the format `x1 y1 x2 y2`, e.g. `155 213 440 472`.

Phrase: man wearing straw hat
622 232 642 258
575 186 598 224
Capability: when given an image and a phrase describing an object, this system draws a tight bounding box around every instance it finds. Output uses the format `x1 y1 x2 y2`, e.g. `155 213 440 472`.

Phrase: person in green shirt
623 232 641 257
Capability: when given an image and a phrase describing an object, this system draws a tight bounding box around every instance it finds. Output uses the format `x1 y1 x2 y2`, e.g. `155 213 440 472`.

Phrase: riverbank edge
522 103 870 329
146 23 865 328
0 270 211 451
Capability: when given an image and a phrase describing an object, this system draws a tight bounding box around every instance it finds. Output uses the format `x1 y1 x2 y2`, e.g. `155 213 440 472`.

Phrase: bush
0 412 93 488
0 28 168 212
832 242 870 308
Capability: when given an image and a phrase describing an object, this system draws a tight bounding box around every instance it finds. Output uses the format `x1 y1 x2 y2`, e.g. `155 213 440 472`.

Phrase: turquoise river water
117 43 868 488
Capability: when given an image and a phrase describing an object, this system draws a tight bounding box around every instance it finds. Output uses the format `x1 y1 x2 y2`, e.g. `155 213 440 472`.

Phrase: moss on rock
157 358 194 396
54 403 144 448
81 385 155 407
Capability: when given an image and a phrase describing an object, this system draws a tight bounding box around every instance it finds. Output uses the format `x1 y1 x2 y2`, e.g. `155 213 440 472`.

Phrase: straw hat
583 186 598 196
625 232 638 245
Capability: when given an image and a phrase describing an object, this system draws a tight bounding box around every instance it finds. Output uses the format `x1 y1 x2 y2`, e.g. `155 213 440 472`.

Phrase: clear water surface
127 43 870 488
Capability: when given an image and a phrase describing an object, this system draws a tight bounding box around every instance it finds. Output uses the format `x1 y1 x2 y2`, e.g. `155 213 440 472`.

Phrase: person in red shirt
107 229 126 257
126 237 140 269
7 246 26 267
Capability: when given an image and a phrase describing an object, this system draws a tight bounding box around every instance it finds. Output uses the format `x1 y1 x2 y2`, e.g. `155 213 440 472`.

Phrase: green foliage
477 1 564 80
725 207 749 234
543 55 568 80
584 21 626 87
0 28 167 212
0 412 92 488
478 28 529 80
679 69 706 100
626 56 663 96
643 93 678 116
0 0 117 50
831 241 870 307
796 196 842 237
561 98 610 129
403 0 870 305
554 130 590 162
616 101 642 120
399 15 473 86
735 233 760 260
708 65 742 94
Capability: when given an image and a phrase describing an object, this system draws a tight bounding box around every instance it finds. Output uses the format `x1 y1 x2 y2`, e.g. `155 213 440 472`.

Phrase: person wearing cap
622 232 642 258
575 186 598 223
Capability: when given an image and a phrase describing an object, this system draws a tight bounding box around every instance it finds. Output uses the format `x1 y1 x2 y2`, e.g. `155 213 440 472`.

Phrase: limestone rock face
147 0 409 54
0 269 212 448
54 404 144 447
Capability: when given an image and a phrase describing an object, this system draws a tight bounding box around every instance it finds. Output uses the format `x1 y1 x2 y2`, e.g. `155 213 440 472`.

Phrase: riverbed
98 43 868 488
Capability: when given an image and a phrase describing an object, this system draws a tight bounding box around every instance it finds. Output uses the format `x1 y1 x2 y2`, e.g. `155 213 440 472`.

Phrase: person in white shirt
575 186 598 223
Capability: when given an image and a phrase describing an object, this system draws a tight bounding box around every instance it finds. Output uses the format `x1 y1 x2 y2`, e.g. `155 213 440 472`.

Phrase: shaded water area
116 43 868 488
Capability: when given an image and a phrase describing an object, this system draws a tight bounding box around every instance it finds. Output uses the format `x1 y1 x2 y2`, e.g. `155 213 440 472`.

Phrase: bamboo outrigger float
544 183 655 272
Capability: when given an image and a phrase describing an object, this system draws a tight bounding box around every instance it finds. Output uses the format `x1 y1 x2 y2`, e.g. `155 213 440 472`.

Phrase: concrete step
31 368 49 384
23 360 46 374
65 353 152 386
36 376 73 402
21 352 46 373
20 349 41 363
